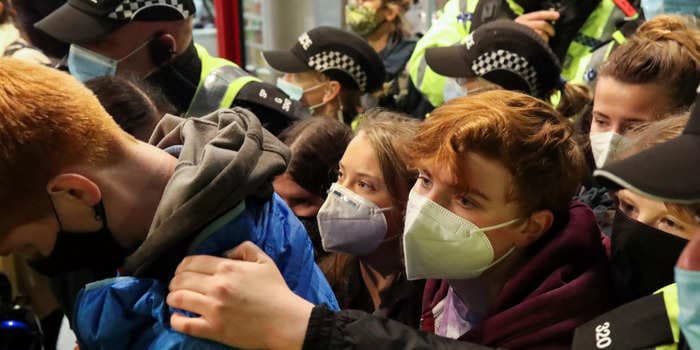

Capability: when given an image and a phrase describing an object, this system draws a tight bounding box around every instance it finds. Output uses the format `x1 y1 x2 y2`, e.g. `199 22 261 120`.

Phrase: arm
303 305 497 350
167 242 498 350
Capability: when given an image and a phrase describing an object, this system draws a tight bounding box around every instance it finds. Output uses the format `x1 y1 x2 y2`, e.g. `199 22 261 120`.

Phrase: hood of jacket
421 201 613 349
123 107 290 278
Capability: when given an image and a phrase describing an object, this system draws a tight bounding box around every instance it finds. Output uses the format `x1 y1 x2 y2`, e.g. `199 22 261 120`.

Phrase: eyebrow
592 110 610 119
466 188 490 202
339 162 381 182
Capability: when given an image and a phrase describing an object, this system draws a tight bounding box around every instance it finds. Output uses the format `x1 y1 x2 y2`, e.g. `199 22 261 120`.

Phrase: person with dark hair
408 0 643 110
273 117 353 260
9 0 68 60
346 0 430 117
85 75 176 142
265 26 385 125
36 0 307 135
0 0 50 64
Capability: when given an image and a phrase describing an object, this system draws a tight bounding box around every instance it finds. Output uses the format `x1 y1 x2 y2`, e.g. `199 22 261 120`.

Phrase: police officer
408 0 643 108
573 92 700 350
36 0 306 134
264 26 385 125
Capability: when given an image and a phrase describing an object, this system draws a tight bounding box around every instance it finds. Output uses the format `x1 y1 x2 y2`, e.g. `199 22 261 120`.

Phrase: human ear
513 210 553 248
46 174 103 231
323 81 342 103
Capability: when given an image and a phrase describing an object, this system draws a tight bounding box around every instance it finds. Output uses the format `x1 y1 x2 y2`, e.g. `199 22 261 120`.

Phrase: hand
167 241 314 350
515 10 560 43
677 229 700 271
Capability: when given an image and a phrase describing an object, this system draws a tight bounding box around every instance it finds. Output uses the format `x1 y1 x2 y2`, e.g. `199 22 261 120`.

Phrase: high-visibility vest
573 284 689 350
185 44 259 117
408 0 639 107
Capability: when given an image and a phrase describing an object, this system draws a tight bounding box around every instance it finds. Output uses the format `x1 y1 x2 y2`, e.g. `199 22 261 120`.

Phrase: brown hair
0 58 126 225
600 15 700 115
410 90 585 216
278 117 354 197
558 82 592 120
382 0 412 38
0 0 11 24
356 108 420 207
85 75 176 142
321 109 419 300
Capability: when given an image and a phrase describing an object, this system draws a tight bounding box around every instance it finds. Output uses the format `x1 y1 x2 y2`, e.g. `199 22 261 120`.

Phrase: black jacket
303 305 501 350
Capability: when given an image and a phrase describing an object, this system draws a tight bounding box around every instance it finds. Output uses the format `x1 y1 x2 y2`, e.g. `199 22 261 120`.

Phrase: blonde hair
614 113 698 225
0 58 126 222
617 113 690 160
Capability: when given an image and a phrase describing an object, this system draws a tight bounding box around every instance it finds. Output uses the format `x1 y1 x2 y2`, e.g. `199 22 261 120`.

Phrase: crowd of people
0 0 699 349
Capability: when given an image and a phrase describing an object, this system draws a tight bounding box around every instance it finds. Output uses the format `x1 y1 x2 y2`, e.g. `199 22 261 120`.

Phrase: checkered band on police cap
471 49 539 97
307 50 368 92
107 0 191 20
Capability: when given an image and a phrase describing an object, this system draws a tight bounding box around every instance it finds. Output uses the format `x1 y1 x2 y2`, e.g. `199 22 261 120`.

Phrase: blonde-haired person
588 14 700 169
167 90 612 350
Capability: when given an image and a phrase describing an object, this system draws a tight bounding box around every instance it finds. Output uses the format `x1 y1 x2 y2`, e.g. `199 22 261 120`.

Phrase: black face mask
145 40 199 113
610 209 688 304
299 216 327 262
28 202 129 278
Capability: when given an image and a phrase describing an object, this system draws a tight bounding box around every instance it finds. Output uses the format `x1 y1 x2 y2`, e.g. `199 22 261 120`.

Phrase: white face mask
403 191 520 280
317 183 392 256
589 131 625 168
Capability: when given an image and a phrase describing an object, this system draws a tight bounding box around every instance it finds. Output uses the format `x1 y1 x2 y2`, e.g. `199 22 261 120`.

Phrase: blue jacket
73 195 339 350
70 109 338 349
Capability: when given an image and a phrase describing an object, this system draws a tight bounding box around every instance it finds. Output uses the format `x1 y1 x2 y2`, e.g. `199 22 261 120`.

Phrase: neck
316 98 343 122
359 235 403 309
366 22 394 53
94 141 178 248
447 248 525 318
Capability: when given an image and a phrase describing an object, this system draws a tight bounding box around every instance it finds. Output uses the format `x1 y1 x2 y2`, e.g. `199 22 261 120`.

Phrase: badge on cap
299 33 313 51
463 33 475 50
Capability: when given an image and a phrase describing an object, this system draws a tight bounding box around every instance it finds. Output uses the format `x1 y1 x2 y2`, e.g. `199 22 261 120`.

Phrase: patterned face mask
345 4 383 37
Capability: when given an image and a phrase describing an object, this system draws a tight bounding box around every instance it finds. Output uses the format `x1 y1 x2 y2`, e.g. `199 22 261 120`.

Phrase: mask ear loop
48 195 66 232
